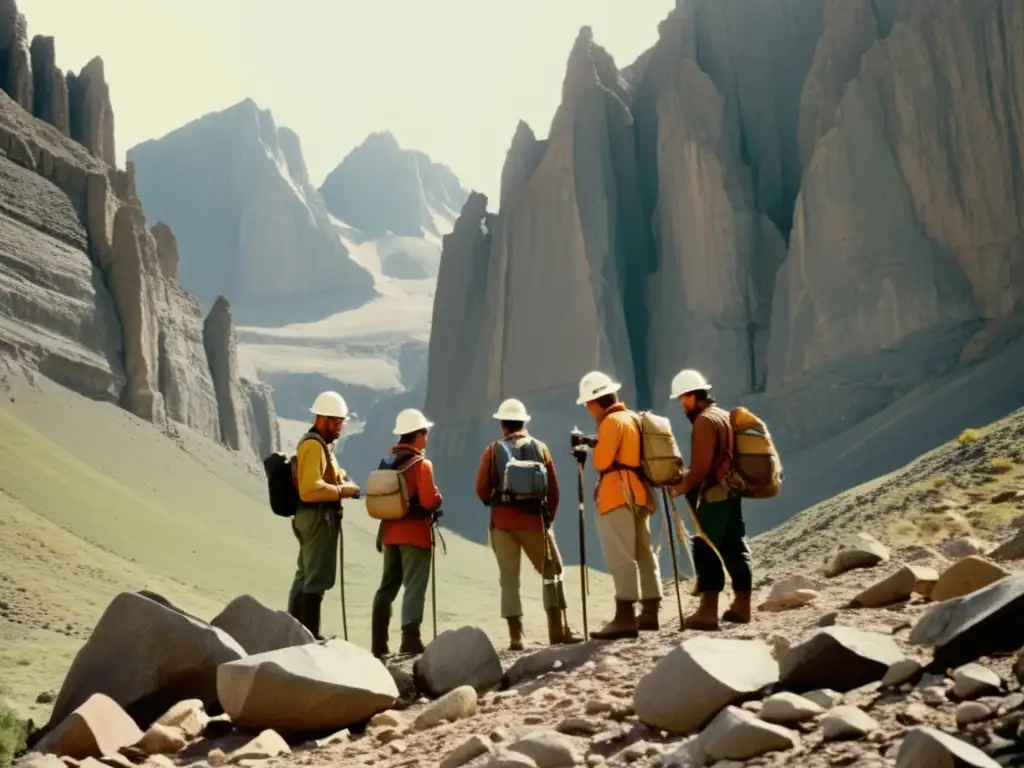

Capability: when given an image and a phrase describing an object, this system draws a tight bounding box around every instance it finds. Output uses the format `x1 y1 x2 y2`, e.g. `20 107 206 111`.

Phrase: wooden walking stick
660 487 684 626
430 522 438 640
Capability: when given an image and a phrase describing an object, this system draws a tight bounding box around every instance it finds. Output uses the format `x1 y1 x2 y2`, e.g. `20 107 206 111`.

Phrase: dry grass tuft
957 428 982 446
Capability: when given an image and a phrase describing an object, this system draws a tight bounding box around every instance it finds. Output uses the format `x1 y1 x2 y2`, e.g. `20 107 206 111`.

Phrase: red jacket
381 443 443 550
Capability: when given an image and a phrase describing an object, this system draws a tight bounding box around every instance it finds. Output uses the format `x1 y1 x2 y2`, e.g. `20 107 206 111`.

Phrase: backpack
365 453 424 521
720 406 782 499
263 433 332 517
490 436 548 505
632 411 684 487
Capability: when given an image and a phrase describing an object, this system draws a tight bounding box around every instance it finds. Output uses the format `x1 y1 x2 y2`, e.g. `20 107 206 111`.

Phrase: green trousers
690 495 753 594
287 507 340 605
372 544 432 627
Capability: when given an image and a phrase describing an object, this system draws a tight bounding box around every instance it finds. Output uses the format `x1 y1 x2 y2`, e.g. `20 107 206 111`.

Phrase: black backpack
264 433 331 517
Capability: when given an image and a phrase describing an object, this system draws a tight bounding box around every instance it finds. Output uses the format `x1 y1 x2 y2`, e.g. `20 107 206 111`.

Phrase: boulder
36 694 142 760
29 35 68 134
152 700 205 741
130 724 186 756
820 705 878 741
851 565 934 607
930 556 1010 602
758 589 819 613
507 730 584 768
824 533 890 577
882 659 923 687
693 706 799 764
209 594 313 655
758 692 824 725
40 592 244 735
634 636 778 734
911 572 1024 670
413 626 502 698
779 627 905 692
989 529 1024 562
440 735 491 768
227 730 290 763
952 663 1002 700
412 685 478 731
217 639 397 733
939 537 993 559
895 725 1000 768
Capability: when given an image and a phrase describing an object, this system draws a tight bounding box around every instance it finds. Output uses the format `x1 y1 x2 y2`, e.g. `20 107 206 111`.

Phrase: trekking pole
574 449 589 638
430 522 438 640
660 487 684 627
339 518 348 641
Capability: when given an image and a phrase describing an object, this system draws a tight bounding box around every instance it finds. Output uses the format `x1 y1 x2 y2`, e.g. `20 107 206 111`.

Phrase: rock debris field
11 513 1024 768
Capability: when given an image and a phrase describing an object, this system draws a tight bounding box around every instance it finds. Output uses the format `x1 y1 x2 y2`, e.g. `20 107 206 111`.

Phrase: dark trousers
690 495 753 594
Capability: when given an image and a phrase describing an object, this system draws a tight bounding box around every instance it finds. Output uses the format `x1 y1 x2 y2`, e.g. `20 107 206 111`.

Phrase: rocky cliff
126 99 376 326
319 130 466 241
0 1 280 458
425 0 1024 563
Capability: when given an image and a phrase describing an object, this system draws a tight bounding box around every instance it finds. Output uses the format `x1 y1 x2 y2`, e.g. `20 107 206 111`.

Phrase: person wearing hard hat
475 398 583 650
669 369 753 631
370 408 444 657
575 371 662 640
287 391 361 639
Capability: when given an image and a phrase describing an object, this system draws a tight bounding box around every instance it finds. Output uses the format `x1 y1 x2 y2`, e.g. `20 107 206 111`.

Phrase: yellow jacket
295 433 344 504
592 403 652 515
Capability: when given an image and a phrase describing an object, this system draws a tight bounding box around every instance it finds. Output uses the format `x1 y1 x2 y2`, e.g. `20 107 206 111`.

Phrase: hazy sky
19 0 673 202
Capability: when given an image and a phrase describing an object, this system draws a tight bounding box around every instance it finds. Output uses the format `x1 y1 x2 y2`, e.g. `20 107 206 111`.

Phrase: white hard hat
576 370 622 405
493 398 531 422
393 408 434 436
310 390 349 418
669 369 712 400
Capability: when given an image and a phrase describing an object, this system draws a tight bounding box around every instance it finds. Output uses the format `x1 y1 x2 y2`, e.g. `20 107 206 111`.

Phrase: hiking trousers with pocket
595 504 663 603
372 544 432 627
490 527 567 618
288 506 340 604
691 493 753 594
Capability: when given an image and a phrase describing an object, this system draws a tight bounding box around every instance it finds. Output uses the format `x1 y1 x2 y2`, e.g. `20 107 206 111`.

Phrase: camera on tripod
569 427 596 449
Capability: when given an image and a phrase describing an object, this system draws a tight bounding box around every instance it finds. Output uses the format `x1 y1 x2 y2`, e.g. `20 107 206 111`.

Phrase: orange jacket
592 403 652 514
380 444 443 550
475 432 560 532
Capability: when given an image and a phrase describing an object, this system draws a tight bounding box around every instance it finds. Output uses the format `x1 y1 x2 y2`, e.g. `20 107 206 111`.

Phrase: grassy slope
751 406 1024 573
0 366 611 721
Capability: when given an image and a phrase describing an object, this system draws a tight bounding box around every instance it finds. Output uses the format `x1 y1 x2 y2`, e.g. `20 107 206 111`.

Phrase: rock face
126 98 375 325
0 8 280 457
423 0 1024 559
29 36 66 134
203 296 250 452
319 130 467 239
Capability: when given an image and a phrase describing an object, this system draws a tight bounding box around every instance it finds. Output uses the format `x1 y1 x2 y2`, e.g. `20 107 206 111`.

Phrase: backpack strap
295 431 338 510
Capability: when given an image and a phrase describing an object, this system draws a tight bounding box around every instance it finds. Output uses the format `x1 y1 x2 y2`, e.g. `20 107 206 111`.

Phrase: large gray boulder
210 594 313 655
779 627 906 692
217 639 398 732
39 592 245 735
413 626 503 698
634 636 778 734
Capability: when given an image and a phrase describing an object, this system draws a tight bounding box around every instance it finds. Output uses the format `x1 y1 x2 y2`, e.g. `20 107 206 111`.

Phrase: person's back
592 404 652 513
476 399 580 648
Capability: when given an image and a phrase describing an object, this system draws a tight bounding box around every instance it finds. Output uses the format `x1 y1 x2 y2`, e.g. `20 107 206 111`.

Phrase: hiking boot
506 616 525 651
399 623 425 655
589 600 639 640
722 591 752 624
301 593 325 640
637 598 661 631
371 603 391 658
684 591 721 631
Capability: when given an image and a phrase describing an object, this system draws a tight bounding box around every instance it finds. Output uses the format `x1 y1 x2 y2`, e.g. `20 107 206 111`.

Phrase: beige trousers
596 504 663 602
490 528 567 617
